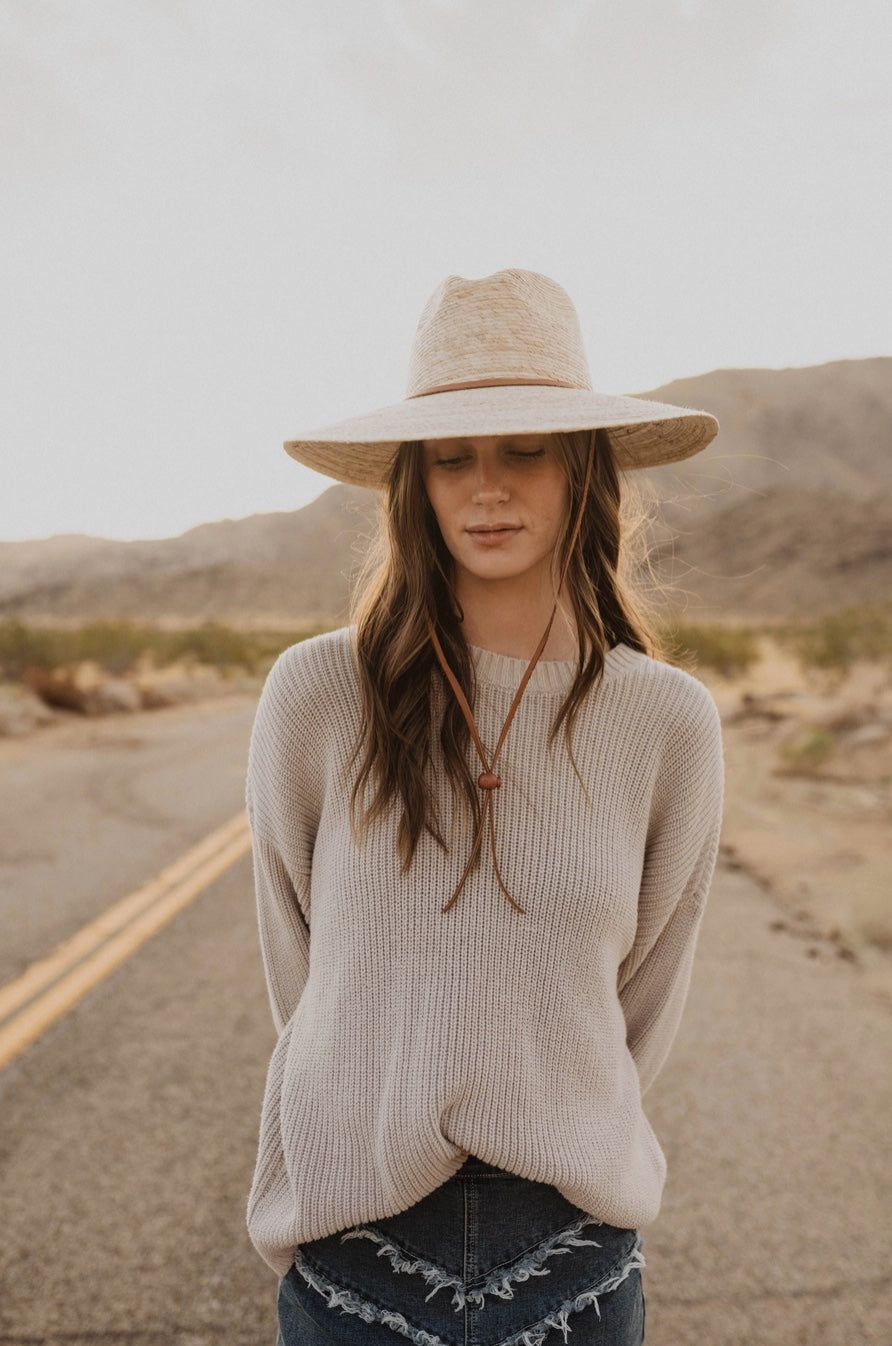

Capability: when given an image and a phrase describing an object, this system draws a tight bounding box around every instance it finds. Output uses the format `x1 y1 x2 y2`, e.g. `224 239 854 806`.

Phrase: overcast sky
3 0 890 541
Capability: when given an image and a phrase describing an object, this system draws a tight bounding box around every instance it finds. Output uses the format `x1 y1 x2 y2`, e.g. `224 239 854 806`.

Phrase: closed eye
432 455 470 469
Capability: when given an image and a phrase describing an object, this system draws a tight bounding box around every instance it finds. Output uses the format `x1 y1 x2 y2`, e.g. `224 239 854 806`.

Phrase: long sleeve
246 649 323 1034
617 681 724 1095
247 823 311 1034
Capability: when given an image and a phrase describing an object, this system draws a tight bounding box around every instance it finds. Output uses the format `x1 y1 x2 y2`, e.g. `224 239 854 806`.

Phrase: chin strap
427 436 595 913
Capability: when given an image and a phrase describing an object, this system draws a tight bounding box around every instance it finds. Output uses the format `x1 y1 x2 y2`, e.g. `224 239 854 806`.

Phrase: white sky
2 0 890 541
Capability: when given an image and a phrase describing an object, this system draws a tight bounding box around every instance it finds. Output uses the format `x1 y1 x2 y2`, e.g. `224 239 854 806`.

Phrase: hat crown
406 269 593 399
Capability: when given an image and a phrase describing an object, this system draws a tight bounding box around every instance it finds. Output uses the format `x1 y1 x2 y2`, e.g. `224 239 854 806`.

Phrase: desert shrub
161 623 260 670
69 621 158 675
774 607 892 673
0 619 165 676
0 619 323 680
660 621 760 677
0 620 59 678
777 727 837 775
159 624 328 673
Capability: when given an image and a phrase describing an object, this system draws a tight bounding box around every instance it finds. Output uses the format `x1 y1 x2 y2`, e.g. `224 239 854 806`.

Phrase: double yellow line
0 812 252 1074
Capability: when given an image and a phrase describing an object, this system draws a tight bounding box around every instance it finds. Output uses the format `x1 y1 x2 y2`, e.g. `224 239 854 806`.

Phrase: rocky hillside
641 357 892 617
644 357 891 509
0 486 379 628
2 357 889 625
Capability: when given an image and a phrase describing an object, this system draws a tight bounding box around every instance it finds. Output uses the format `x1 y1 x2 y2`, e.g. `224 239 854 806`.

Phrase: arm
246 817 311 1034
617 681 724 1095
245 647 321 1034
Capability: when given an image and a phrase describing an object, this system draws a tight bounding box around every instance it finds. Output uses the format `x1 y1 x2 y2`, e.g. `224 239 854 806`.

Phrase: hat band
408 375 584 399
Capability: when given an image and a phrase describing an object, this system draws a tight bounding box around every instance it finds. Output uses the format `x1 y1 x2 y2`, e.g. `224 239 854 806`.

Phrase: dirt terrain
701 646 892 998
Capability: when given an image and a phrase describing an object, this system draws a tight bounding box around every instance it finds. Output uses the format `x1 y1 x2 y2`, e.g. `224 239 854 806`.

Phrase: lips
466 524 520 540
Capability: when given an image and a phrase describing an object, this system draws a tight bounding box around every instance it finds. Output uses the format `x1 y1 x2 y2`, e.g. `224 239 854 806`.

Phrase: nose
470 456 509 503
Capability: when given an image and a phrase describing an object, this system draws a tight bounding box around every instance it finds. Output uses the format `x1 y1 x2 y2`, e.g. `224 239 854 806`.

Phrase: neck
455 575 578 661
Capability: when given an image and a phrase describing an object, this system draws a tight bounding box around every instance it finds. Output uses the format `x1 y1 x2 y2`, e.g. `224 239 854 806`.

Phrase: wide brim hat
285 270 718 488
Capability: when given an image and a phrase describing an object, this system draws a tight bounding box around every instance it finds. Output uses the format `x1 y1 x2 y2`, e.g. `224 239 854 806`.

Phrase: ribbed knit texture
245 627 724 1276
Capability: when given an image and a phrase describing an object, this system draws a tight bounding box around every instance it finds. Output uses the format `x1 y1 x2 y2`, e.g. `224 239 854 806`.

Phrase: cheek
422 486 454 562
543 474 570 535
423 477 456 538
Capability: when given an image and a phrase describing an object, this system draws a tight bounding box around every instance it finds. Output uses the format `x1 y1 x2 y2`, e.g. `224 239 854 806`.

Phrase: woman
246 270 724 1346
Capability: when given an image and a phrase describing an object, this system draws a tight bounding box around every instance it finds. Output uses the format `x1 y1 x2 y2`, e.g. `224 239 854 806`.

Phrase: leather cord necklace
427 439 594 914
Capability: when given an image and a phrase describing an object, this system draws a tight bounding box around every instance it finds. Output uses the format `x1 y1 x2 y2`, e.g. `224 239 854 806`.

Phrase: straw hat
285 270 718 487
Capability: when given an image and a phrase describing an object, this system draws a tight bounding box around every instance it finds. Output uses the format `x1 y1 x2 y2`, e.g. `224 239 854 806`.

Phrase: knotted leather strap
428 437 595 913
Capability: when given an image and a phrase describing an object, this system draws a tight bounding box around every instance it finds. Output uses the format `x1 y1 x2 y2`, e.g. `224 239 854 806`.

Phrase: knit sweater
245 627 724 1276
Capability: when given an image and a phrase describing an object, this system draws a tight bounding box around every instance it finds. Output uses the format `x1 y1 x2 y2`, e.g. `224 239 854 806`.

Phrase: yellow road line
0 813 252 1074
0 812 249 1023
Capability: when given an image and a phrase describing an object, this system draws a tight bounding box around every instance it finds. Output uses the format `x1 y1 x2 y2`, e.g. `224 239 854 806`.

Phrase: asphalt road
0 697 889 1345
0 695 259 986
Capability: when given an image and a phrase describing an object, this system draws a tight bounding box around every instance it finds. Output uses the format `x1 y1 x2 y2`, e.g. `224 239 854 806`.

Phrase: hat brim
284 385 718 488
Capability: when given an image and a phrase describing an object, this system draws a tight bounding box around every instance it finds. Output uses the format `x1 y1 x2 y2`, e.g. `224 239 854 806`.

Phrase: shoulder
269 625 357 681
604 646 722 749
247 628 360 822
608 643 721 721
261 627 358 709
603 651 724 829
251 627 359 758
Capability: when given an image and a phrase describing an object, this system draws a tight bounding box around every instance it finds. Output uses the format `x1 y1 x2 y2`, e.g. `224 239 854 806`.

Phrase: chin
463 563 542 585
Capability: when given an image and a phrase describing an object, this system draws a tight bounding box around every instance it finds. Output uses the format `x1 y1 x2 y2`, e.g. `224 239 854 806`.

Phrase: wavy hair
349 429 661 869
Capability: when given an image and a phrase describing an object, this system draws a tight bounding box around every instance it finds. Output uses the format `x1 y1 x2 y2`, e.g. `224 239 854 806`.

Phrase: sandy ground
699 644 892 1004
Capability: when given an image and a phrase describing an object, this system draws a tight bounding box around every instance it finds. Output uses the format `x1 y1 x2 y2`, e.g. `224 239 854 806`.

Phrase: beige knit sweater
245 627 723 1276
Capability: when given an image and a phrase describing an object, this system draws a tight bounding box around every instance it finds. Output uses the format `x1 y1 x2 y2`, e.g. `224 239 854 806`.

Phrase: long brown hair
350 429 660 868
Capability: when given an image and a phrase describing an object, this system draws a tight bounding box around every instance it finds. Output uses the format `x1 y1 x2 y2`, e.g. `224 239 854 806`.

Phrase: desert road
0 696 890 1345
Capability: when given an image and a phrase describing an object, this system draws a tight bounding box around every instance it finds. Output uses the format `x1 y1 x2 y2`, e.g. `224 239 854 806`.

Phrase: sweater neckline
469 641 643 693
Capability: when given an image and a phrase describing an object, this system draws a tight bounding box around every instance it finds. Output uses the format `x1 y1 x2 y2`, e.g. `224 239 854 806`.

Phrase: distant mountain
0 486 379 628
639 357 892 617
643 357 892 514
2 357 889 625
650 487 892 620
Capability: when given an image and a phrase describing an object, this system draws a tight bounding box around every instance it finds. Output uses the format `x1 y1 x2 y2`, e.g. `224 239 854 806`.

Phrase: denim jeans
276 1157 645 1346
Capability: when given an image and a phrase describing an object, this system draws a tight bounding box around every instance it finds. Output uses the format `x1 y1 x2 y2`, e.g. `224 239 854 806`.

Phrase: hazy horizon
4 1 890 542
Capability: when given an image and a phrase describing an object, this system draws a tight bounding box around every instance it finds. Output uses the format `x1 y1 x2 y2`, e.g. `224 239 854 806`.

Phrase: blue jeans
276 1157 645 1346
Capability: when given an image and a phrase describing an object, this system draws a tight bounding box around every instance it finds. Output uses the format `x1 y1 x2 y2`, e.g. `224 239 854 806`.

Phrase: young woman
246 270 724 1346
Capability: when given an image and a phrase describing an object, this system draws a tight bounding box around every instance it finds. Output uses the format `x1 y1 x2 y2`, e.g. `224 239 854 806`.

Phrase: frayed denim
276 1158 645 1346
